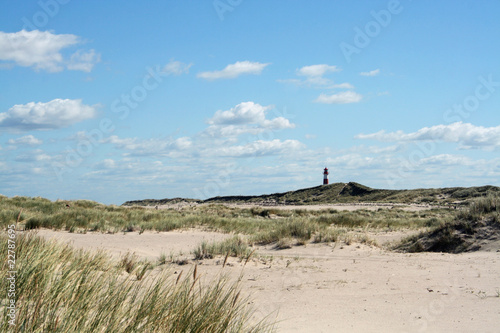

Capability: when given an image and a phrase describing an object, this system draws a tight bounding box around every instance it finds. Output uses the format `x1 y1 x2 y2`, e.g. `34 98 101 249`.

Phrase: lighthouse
323 167 329 185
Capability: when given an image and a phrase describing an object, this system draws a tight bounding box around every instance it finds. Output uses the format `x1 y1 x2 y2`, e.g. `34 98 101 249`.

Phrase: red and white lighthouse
323 167 329 185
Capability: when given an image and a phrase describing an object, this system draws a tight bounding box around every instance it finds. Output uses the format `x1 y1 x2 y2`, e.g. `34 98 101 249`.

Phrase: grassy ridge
0 232 272 332
124 182 500 206
0 195 452 236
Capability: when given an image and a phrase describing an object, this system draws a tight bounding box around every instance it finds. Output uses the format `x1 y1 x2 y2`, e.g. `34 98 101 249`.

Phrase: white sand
36 229 500 332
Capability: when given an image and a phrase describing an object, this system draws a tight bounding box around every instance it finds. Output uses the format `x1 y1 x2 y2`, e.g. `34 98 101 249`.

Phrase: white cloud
162 60 192 75
0 30 100 72
14 149 52 163
82 159 186 184
331 83 354 89
420 154 472 166
314 91 362 104
0 99 97 131
67 49 101 72
360 69 380 77
208 102 270 125
214 139 304 157
205 102 295 138
344 144 402 155
106 136 192 157
7 135 43 146
297 64 340 77
261 117 295 130
326 153 381 170
197 61 269 80
278 64 349 88
355 122 500 149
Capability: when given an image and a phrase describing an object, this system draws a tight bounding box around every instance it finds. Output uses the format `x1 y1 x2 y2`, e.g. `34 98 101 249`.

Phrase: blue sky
1 0 499 204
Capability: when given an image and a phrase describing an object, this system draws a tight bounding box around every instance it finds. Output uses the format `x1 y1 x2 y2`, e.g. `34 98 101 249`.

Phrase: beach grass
394 194 500 253
0 231 273 332
0 196 454 238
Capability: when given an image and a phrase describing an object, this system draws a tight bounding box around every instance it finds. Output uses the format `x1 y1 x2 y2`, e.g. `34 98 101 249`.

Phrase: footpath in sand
37 228 500 333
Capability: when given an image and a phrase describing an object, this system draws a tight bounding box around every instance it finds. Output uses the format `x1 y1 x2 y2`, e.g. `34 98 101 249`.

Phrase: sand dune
37 229 500 332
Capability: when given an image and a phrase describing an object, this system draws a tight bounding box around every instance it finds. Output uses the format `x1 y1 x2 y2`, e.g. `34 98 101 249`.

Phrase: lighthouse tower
323 167 329 185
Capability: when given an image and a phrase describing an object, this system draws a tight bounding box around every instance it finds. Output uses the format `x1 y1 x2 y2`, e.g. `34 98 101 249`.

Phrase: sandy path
35 230 500 332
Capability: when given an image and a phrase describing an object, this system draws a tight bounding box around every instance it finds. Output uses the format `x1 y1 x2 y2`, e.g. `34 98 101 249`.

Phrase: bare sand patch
36 229 232 259
36 229 500 332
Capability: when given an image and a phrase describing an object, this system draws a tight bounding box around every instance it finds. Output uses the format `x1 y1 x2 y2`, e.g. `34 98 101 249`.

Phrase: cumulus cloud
7 135 43 146
162 60 192 75
0 99 97 131
205 102 295 138
314 91 362 104
0 30 100 72
360 69 380 77
197 61 269 80
208 102 271 125
355 122 500 149
297 64 340 77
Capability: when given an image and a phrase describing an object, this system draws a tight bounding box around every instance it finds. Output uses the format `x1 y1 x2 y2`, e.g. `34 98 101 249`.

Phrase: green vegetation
395 195 500 253
0 232 272 332
0 195 456 251
0 195 459 255
193 236 253 260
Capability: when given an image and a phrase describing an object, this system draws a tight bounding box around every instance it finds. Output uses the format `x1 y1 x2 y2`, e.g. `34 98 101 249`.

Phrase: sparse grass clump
251 218 317 245
193 236 252 260
313 228 342 243
0 232 272 332
275 237 293 249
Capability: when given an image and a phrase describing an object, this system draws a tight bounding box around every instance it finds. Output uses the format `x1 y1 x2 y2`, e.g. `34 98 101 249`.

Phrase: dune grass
0 232 273 332
193 236 253 260
0 195 458 255
395 195 500 253
0 195 453 233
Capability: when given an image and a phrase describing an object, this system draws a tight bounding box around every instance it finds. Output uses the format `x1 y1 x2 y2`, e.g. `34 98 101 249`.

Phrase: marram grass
0 232 273 332
0 196 453 236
